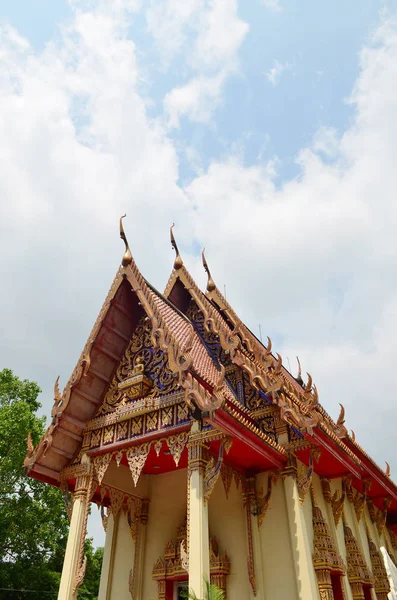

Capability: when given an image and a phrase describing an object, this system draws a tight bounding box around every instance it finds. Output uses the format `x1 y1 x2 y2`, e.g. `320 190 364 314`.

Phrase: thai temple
24 219 397 600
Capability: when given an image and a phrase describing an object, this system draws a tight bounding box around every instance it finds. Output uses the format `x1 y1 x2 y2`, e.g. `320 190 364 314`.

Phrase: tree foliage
0 369 102 599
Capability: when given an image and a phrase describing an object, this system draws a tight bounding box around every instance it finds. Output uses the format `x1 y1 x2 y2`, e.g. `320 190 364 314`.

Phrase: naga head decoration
296 356 304 386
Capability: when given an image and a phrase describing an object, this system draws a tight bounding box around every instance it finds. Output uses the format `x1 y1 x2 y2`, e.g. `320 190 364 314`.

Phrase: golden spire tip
170 224 183 270
202 248 215 292
120 214 132 267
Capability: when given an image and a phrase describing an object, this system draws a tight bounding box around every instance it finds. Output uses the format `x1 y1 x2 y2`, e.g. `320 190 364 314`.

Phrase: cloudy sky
1 0 397 542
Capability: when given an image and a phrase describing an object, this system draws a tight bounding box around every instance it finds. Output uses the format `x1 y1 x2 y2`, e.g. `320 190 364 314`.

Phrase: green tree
0 368 102 599
182 578 225 600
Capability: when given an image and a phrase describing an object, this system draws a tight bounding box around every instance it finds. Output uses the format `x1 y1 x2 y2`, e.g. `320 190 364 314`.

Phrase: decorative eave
25 220 235 485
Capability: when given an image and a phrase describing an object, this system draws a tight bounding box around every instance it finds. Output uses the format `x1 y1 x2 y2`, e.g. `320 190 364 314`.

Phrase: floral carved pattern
126 443 151 486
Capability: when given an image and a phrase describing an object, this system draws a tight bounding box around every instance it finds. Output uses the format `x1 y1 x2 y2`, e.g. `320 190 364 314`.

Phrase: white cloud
265 59 291 86
2 0 397 540
262 0 282 12
160 0 248 126
185 17 397 470
164 71 226 128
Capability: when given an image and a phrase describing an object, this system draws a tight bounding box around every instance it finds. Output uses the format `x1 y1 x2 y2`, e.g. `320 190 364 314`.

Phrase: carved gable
98 316 180 416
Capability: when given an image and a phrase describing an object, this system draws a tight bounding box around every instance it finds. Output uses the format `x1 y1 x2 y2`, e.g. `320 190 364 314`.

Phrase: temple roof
24 221 397 528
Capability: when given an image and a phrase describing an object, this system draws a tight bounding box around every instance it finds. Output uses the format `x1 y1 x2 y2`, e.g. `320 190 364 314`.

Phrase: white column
58 467 91 600
188 423 210 598
283 469 319 600
98 512 117 600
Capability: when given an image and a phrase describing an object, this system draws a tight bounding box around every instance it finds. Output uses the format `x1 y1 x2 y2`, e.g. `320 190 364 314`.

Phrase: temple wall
208 478 251 600
257 471 298 600
142 468 187 600
96 465 397 600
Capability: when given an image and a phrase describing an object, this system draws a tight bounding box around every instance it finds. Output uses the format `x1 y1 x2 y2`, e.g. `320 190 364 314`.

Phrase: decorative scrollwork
256 471 279 528
126 443 151 486
297 454 313 505
99 317 180 415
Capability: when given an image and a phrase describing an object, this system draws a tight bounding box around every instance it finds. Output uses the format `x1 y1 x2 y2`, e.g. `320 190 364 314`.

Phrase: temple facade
25 221 397 600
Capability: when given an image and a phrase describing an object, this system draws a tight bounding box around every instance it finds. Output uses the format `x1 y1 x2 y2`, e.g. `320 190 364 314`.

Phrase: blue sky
0 0 385 184
1 0 397 545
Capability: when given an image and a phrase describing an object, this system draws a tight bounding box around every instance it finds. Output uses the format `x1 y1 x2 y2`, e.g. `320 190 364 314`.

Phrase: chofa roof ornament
170 224 183 270
120 214 132 267
202 248 216 292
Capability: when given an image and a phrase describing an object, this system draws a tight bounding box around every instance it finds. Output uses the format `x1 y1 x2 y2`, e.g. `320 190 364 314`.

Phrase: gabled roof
24 220 286 486
163 229 397 515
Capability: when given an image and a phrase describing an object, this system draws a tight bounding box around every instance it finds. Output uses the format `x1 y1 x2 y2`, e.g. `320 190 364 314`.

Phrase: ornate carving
297 454 313 505
376 497 392 537
343 514 374 598
93 452 113 485
73 456 95 593
100 505 112 532
335 403 348 438
312 491 345 599
321 478 345 527
365 522 390 598
99 317 180 415
352 480 371 524
166 431 189 467
221 463 233 499
108 487 125 517
242 477 257 596
256 471 279 528
204 443 225 504
126 443 151 486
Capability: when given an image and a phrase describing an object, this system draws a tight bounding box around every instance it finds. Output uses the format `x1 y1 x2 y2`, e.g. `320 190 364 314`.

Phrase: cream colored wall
208 476 251 600
258 472 299 600
142 468 188 600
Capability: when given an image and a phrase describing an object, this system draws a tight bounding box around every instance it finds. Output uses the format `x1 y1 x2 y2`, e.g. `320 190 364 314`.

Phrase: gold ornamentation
161 407 173 427
256 471 279 528
100 505 112 532
312 490 345 599
93 452 113 485
126 443 151 486
103 426 114 444
221 463 233 499
177 403 189 422
170 224 183 270
343 514 374 597
321 478 345 527
204 443 225 504
365 521 390 597
99 317 179 415
385 461 391 477
115 450 123 467
202 248 215 293
108 487 125 517
73 457 95 593
120 214 132 267
91 429 101 447
146 412 158 432
297 454 313 505
131 417 143 435
376 497 392 537
166 431 189 467
353 480 370 523
335 403 347 438
152 521 230 598
242 477 257 596
154 438 162 457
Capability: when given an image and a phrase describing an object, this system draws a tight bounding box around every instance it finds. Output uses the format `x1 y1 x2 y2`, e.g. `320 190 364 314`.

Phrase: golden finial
305 372 313 394
54 376 61 403
351 429 356 442
120 214 132 267
26 431 34 455
386 461 391 477
337 403 345 428
296 356 303 386
202 248 215 292
170 224 183 270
